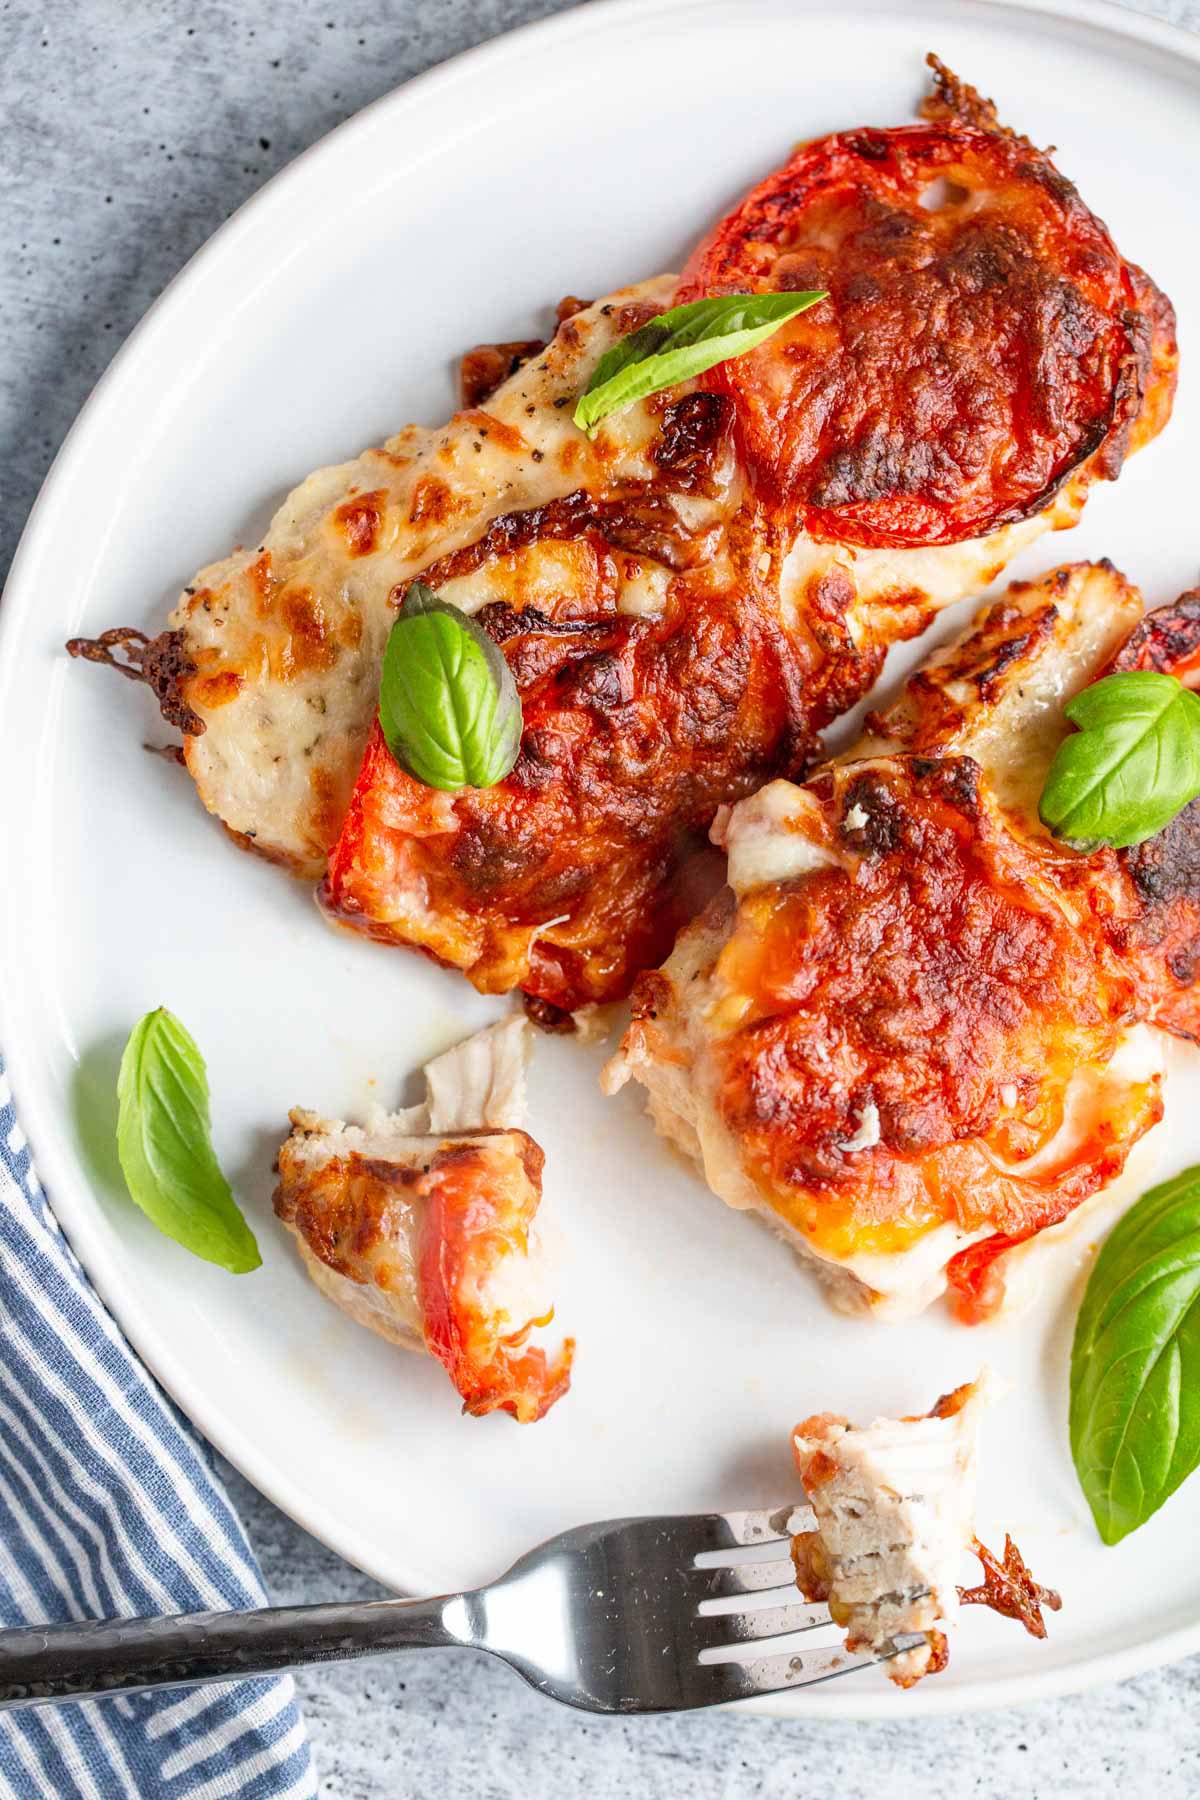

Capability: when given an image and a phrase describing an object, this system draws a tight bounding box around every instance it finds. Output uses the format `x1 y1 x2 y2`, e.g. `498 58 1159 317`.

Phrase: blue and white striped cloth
0 1059 317 1798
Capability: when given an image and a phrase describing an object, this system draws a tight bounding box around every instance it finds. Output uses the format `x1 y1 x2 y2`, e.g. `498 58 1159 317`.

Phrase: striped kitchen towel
0 1059 317 1799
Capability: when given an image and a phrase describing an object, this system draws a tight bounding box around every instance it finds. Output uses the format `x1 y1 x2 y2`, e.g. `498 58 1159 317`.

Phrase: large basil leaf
1040 670 1200 850
573 290 826 437
116 1008 261 1273
379 583 522 791
1070 1164 1200 1544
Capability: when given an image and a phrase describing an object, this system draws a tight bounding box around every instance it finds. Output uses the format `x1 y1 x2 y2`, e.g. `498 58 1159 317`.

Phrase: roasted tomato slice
417 1136 574 1423
678 58 1173 548
711 757 1160 1274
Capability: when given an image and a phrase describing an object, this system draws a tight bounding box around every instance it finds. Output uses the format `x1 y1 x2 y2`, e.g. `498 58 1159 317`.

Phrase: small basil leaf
116 1008 261 1274
379 583 522 792
573 290 827 437
1070 1163 1200 1544
1039 670 1200 850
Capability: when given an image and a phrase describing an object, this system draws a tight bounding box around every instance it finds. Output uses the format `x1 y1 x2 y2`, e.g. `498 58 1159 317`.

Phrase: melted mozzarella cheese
739 1027 1162 1320
977 1024 1162 1182
174 278 684 873
780 498 1077 653
831 1224 990 1316
714 780 842 894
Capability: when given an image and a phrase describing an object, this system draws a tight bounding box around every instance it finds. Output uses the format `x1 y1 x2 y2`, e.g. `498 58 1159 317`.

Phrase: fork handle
0 1594 477 1709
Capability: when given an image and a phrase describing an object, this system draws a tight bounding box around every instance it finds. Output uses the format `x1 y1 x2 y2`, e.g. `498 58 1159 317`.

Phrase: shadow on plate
70 1029 127 1202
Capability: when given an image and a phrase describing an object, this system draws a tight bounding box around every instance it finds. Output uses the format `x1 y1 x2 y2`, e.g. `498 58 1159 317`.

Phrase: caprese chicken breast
791 1373 1059 1686
274 1017 572 1421
604 564 1200 1321
69 60 1176 1017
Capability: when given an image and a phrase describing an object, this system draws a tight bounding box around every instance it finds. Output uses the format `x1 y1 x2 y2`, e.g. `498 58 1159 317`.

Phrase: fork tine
694 1597 830 1647
646 1506 805 1565
712 1504 814 1547
684 1557 799 1599
692 1635 927 1704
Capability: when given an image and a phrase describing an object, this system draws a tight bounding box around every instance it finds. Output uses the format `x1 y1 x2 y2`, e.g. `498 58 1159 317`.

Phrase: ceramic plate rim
2 0 1199 1719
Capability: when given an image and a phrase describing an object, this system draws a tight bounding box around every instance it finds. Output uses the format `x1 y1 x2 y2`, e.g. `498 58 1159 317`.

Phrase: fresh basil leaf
1072 1166 1200 1548
1070 1163 1200 1544
116 1008 261 1274
573 290 827 437
379 583 522 791
1039 670 1200 850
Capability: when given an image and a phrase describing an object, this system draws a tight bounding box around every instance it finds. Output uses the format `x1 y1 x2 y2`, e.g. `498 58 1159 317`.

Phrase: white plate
3 0 1200 1720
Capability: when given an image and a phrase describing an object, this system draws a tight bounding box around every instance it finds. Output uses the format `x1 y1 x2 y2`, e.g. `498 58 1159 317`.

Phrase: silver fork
0 1506 923 1713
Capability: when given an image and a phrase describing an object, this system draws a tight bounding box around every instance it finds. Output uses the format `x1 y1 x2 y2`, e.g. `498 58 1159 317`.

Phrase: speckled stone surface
6 1 1200 1792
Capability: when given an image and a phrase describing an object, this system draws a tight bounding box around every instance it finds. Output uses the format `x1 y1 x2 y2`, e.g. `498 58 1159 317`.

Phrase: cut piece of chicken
274 1018 572 1421
68 60 1176 1017
791 1373 1059 1687
605 563 1200 1321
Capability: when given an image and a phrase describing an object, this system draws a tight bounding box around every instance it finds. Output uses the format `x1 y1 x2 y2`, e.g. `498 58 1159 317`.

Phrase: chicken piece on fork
790 1372 1060 1687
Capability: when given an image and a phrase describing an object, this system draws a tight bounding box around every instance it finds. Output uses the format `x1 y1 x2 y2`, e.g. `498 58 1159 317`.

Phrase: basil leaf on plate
1070 1163 1200 1544
379 583 522 791
573 290 827 437
116 1008 261 1273
1039 670 1200 851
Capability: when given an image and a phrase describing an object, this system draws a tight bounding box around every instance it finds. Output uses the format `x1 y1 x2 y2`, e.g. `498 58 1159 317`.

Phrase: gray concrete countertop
6 1 1200 1792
